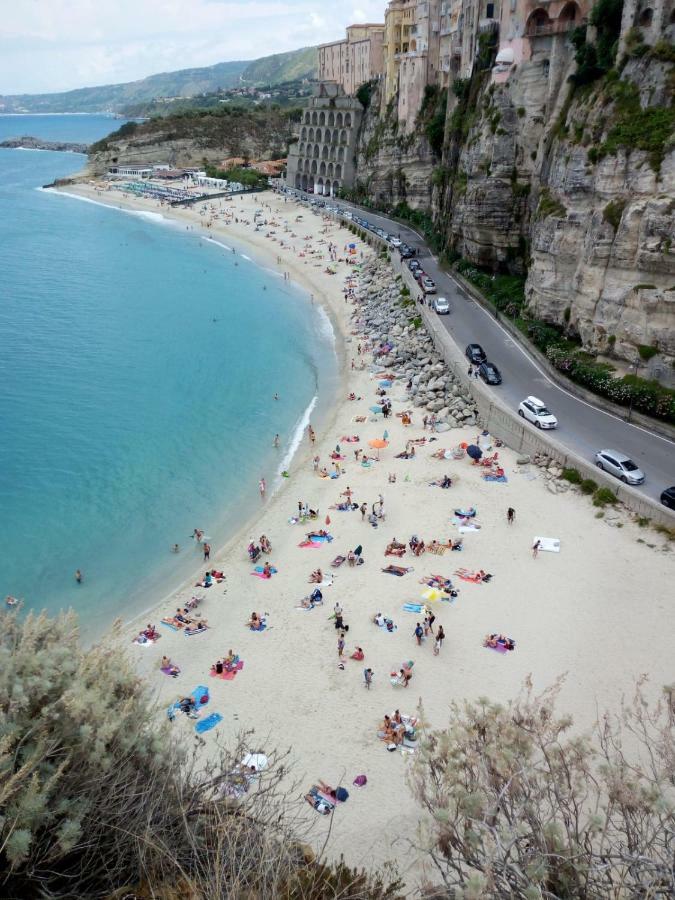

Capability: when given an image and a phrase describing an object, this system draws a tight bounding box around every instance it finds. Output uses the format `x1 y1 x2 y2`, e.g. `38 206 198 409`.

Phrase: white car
434 297 450 314
518 396 558 429
422 277 437 295
389 237 402 248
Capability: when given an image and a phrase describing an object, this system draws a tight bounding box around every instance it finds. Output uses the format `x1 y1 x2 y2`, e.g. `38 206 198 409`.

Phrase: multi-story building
317 24 385 96
439 0 464 86
382 0 443 129
285 83 363 196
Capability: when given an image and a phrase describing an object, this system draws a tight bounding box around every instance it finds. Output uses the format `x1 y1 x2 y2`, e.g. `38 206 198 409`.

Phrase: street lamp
626 358 640 423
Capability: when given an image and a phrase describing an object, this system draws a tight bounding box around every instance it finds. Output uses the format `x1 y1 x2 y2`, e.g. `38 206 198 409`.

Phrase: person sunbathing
382 564 410 576
351 647 364 661
247 612 261 629
412 539 426 557
479 570 493 583
261 562 273 578
143 624 159 640
484 633 515 650
309 568 323 583
307 529 328 540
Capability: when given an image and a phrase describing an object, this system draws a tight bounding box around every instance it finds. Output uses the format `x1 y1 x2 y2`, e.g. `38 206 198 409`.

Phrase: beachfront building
318 23 385 96
285 82 363 196
107 164 153 179
382 0 443 130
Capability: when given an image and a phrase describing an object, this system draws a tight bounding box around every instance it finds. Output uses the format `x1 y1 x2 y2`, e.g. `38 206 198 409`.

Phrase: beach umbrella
466 444 483 460
348 243 356 249
242 753 268 772
368 437 389 459
422 588 444 602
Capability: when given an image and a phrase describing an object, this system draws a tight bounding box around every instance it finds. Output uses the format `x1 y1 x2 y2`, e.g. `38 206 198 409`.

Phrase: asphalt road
294 191 674 506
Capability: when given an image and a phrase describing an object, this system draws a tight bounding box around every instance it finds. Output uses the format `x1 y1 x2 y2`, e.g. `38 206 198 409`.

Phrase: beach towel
161 665 181 677
484 474 508 482
252 566 277 578
184 625 210 636
457 525 481 533
298 541 322 548
353 774 367 787
533 537 561 553
195 713 223 734
403 603 424 613
192 685 210 705
133 634 160 646
160 618 183 631
331 556 346 567
249 621 267 631
382 565 413 576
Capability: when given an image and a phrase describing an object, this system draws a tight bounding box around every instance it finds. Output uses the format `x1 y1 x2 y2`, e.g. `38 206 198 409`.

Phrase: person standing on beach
337 631 346 658
507 507 515 525
360 502 367 521
414 623 423 646
434 625 445 656
203 542 211 562
308 425 316 446
532 539 541 559
364 667 374 689
259 477 266 499
313 455 320 472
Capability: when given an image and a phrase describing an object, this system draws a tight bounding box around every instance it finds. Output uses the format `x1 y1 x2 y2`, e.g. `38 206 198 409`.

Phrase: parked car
660 486 675 509
400 245 414 259
465 343 487 365
478 361 502 385
518 396 558 429
343 211 353 220
389 237 402 248
434 297 450 314
408 259 421 272
422 277 436 294
594 449 645 485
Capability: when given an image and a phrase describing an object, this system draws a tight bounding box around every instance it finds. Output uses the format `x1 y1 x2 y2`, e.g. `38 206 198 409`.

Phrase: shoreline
51 180 675 882
48 180 357 636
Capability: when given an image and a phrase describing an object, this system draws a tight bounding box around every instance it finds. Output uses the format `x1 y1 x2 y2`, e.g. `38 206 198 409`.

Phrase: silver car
594 449 645 485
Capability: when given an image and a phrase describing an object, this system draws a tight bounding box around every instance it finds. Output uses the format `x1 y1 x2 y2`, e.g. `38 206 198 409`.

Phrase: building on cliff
318 24 385 96
382 0 444 129
285 83 363 195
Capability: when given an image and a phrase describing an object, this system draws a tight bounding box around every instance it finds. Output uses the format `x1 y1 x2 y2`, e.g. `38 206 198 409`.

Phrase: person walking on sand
434 625 445 656
259 477 266 499
532 539 541 559
203 542 211 562
308 425 316 445
337 631 346 658
360 501 367 522
414 622 423 646
507 507 515 525
75 569 83 584
364 667 374 689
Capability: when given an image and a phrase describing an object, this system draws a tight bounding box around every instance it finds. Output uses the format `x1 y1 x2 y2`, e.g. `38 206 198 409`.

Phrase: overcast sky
1 0 386 95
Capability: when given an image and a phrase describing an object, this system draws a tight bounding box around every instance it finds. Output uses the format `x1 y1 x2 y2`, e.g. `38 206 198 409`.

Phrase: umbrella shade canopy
368 439 389 449
422 588 444 602
466 444 483 460
242 753 268 772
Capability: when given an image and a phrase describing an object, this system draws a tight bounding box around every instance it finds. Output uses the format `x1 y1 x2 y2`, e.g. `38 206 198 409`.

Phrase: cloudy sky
1 0 386 95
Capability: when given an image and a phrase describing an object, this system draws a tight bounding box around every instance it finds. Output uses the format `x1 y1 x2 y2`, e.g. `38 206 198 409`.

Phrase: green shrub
593 486 618 506
636 516 651 527
638 344 659 361
537 189 567 220
603 199 626 230
517 107 526 117
581 478 598 494
562 467 582 484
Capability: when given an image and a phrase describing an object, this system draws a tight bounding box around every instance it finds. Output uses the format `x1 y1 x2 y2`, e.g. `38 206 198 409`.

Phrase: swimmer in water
273 393 279 401
75 569 83 584
273 434 280 448
172 544 180 553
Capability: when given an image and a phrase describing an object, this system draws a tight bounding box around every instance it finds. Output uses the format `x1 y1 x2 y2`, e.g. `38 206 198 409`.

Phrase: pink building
318 24 385 96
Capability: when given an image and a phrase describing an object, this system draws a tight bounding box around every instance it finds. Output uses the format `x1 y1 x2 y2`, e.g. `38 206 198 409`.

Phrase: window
486 2 494 17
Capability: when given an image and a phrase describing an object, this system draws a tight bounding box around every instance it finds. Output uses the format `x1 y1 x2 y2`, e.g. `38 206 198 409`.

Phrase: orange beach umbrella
368 438 389 459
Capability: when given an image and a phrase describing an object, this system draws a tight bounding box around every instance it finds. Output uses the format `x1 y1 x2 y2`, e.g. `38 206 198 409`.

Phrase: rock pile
354 259 480 429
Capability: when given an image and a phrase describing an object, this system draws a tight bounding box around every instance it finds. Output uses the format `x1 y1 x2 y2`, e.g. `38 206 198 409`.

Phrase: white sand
56 181 675 884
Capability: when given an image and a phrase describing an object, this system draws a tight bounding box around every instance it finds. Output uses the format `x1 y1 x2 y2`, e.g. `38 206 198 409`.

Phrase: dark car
408 260 421 272
400 245 414 259
661 486 675 509
478 361 502 385
465 343 487 365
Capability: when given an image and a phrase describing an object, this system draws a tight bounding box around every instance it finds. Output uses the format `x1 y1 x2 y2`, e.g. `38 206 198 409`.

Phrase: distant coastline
0 135 88 153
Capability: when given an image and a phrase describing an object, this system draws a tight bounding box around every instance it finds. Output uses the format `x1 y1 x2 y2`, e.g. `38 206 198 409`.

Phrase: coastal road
291 190 675 506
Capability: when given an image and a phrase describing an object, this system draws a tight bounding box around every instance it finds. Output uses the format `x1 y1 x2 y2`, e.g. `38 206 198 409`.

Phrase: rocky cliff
86 109 294 175
353 23 675 381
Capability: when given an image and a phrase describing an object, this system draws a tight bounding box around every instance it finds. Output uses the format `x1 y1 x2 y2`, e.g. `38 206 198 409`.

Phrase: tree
0 611 403 898
408 677 675 898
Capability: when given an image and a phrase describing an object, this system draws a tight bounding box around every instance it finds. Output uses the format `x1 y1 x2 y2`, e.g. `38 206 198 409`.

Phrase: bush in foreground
0 611 402 899
409 677 675 898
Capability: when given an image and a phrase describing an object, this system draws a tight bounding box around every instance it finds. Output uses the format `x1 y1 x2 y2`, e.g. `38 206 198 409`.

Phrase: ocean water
0 121 338 637
0 113 127 145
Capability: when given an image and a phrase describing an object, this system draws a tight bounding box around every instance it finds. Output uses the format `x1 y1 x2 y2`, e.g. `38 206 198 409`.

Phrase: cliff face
354 40 675 380
353 86 439 211
87 110 293 175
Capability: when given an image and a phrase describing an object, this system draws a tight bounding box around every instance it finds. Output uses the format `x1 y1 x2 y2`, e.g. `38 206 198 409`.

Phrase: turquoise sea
0 116 338 636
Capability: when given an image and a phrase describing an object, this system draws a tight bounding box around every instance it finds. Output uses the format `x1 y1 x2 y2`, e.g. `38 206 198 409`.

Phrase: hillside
0 47 317 115
86 107 296 174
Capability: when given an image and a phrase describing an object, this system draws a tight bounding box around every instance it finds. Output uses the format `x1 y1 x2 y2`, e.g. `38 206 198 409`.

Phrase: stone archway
340 129 347 144
332 180 339 196
327 162 334 177
295 173 302 189
322 145 329 160
335 163 342 179
344 112 352 127
526 8 552 35
338 147 345 162
315 128 322 142
328 111 335 126
319 111 325 125
301 174 308 190
311 111 318 125
336 112 343 127
558 1 581 25
319 161 326 176
313 144 320 158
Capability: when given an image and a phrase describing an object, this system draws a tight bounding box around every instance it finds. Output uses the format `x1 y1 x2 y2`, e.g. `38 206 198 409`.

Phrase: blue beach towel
484 475 508 483
254 565 278 574
192 685 209 705
195 713 223 734
403 603 424 613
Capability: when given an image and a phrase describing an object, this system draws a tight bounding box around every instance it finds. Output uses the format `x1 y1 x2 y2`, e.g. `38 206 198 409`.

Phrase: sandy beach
54 181 675 886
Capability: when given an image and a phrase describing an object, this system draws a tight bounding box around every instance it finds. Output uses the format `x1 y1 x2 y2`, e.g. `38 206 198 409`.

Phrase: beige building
382 0 443 129
317 23 385 96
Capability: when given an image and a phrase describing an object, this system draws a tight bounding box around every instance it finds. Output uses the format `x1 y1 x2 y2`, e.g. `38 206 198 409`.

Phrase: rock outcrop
0 136 88 153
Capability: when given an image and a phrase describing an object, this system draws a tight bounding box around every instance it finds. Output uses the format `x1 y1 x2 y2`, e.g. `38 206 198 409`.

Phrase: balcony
526 17 586 37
